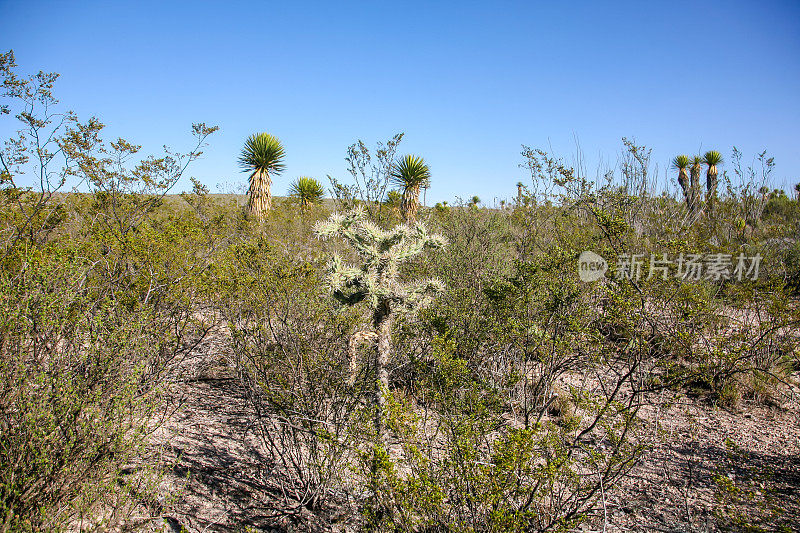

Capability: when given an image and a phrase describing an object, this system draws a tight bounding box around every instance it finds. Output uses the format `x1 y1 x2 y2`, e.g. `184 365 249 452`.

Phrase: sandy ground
585 392 800 532
147 328 800 532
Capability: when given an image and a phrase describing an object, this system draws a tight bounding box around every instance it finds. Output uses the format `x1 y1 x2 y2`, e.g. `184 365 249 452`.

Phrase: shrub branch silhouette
314 206 445 453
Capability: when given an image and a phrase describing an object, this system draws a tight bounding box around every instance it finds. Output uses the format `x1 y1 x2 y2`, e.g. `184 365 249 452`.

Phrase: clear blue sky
2 0 799 203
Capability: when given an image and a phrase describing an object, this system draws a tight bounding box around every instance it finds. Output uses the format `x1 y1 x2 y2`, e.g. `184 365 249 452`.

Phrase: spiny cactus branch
314 208 446 454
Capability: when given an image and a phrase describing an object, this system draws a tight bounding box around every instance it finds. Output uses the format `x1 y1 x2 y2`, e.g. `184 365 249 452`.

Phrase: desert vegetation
1 50 799 533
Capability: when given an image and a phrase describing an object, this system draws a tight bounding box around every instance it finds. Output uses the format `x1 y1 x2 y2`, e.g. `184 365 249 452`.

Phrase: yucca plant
794 182 800 201
516 181 524 204
672 155 691 211
288 176 325 210
390 154 431 223
703 150 724 211
239 132 286 221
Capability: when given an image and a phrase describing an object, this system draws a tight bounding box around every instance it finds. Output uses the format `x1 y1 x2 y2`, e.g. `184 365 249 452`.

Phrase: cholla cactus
314 206 445 442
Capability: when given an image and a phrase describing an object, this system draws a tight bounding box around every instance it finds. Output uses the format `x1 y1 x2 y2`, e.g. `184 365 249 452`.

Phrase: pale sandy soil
582 391 800 532
146 328 800 532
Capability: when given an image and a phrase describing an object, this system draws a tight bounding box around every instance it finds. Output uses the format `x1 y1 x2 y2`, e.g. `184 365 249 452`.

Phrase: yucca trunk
677 168 689 209
517 184 523 204
689 163 702 218
247 170 272 221
706 166 719 212
400 184 421 224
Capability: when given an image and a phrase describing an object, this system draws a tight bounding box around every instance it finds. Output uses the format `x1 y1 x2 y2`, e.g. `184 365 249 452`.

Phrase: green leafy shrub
215 236 364 519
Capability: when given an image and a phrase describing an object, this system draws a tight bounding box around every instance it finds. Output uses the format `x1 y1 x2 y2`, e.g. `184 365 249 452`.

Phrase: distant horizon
2 0 799 203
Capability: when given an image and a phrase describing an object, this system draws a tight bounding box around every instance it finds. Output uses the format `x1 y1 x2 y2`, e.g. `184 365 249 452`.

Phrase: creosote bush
0 50 217 531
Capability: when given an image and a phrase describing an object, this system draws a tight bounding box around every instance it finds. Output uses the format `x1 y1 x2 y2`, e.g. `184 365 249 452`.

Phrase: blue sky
2 0 799 203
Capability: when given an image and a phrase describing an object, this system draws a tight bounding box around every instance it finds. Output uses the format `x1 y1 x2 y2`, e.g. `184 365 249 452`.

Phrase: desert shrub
0 212 214 530
0 51 217 530
481 252 597 426
0 232 210 530
525 141 798 407
328 133 404 225
782 241 800 295
690 280 797 406
367 334 643 532
420 202 516 360
215 236 365 521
